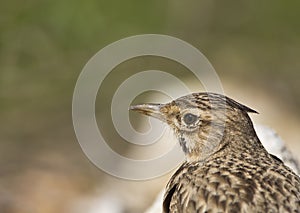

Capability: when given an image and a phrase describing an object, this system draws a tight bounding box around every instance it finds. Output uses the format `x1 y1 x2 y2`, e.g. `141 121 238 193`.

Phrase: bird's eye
183 113 198 125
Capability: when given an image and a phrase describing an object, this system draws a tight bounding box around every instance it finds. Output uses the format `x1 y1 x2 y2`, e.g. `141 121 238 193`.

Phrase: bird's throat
178 133 218 162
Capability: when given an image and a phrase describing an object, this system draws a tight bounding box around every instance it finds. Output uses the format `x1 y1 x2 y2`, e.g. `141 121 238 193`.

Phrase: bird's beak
129 103 166 122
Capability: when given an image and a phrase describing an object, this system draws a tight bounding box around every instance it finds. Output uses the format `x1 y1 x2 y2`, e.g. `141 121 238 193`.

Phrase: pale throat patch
177 131 197 155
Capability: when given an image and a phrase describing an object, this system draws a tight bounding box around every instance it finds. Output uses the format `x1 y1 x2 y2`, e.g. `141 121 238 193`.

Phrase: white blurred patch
69 191 124 213
255 124 300 175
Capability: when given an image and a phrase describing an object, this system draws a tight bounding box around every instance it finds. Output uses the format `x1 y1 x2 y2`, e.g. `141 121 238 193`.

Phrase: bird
130 92 300 213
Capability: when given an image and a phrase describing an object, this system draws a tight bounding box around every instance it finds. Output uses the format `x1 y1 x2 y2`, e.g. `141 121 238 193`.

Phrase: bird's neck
184 115 266 163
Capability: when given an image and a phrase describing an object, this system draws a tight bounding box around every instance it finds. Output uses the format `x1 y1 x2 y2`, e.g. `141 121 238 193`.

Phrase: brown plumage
130 92 300 213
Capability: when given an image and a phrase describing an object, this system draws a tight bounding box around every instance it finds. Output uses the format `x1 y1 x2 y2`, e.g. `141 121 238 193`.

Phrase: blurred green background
1 1 300 212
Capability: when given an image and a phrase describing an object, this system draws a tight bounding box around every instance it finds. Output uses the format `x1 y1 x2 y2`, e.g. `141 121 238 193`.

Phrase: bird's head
130 92 259 162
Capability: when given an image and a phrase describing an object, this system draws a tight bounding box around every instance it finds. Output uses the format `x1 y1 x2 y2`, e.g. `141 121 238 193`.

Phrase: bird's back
163 150 300 213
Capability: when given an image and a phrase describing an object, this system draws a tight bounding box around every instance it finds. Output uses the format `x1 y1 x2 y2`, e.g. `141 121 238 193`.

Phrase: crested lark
130 92 300 213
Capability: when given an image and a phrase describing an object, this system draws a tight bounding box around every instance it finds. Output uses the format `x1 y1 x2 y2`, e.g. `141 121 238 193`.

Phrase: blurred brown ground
0 1 300 213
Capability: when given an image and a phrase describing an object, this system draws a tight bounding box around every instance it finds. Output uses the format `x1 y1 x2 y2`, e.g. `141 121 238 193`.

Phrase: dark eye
183 113 198 125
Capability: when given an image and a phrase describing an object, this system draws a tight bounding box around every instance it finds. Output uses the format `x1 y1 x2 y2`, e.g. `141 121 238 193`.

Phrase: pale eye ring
183 113 198 125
